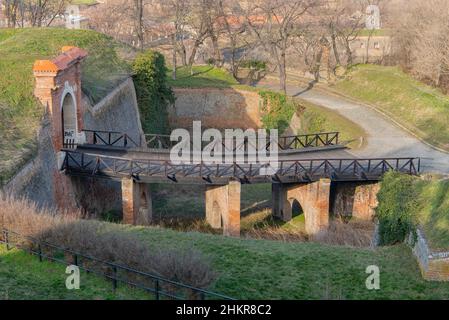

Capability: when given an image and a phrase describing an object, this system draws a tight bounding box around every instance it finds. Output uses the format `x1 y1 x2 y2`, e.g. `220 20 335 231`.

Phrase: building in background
65 4 90 29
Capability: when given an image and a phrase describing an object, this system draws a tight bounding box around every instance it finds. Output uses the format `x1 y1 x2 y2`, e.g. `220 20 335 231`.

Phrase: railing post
3 229 10 251
155 279 160 300
38 244 43 262
112 266 118 291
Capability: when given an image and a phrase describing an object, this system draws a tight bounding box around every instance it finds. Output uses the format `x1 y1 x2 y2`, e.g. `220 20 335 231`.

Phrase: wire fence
0 228 235 300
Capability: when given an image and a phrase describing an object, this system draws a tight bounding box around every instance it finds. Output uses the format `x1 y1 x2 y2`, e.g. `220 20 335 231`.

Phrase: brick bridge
33 47 421 237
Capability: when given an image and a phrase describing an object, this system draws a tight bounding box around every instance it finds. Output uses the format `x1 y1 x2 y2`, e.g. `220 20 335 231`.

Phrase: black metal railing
0 228 234 300
276 132 339 150
61 150 420 183
145 132 340 151
63 139 77 149
83 130 140 149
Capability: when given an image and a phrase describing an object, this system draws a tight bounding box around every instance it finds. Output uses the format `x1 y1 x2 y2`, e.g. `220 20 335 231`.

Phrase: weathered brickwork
31 47 88 211
170 88 264 129
272 179 331 235
121 178 152 225
331 182 380 221
33 47 87 151
205 181 241 237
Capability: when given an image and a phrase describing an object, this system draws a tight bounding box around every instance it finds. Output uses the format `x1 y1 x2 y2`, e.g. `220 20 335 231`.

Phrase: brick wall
170 88 264 130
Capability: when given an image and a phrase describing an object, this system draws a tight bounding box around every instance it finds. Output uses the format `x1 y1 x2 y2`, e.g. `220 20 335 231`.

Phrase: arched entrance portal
61 93 77 148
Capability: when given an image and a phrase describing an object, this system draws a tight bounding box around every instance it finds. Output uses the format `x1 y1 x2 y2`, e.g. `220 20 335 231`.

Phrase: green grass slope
333 64 449 151
377 172 449 251
3 222 449 300
167 65 240 88
0 28 133 184
415 178 449 250
0 245 147 300
126 225 449 299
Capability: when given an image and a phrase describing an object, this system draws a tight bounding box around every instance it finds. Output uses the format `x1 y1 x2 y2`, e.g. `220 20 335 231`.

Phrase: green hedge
132 50 174 134
376 172 419 245
259 91 301 133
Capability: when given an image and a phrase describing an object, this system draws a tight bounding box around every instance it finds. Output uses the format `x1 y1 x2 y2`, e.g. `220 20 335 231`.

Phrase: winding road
257 80 449 174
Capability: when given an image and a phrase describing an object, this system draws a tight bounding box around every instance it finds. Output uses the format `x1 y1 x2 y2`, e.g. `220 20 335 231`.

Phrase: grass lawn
167 65 240 88
3 219 449 300
122 224 449 300
0 245 148 300
411 177 449 251
299 99 367 149
333 64 449 151
0 28 133 184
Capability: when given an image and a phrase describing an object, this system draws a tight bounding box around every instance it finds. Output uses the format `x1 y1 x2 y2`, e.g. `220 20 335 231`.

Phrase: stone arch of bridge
282 196 306 223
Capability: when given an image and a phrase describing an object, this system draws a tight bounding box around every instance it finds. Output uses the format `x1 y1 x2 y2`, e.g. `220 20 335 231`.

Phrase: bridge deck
61 149 420 185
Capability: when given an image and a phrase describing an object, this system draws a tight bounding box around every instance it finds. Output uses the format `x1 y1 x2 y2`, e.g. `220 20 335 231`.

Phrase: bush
0 195 216 291
259 91 303 133
376 172 419 245
132 50 174 134
240 60 267 71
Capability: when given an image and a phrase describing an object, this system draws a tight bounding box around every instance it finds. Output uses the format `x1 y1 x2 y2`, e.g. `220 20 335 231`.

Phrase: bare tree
134 0 144 50
244 0 316 93
184 0 214 74
87 0 135 45
394 0 449 93
25 0 69 27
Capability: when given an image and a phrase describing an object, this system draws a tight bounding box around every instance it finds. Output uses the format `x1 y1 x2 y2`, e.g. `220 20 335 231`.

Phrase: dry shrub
0 195 216 291
243 216 374 248
154 217 221 234
243 222 308 242
313 219 375 248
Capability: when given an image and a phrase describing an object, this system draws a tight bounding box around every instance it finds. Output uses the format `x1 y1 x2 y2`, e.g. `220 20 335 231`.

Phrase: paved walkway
257 80 449 174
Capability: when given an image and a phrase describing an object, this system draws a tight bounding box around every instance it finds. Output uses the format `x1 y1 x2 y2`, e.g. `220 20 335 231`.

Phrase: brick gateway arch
32 46 87 210
33 46 87 151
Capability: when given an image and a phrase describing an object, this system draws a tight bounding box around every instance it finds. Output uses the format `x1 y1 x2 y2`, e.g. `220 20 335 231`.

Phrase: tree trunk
172 36 177 80
278 52 287 94
345 40 353 66
135 0 144 50
331 33 341 66
314 48 324 82
188 39 202 75
179 42 187 66
210 32 221 67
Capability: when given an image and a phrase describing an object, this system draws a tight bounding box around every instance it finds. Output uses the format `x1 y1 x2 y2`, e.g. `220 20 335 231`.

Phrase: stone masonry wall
170 88 264 130
331 182 380 221
413 228 449 281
